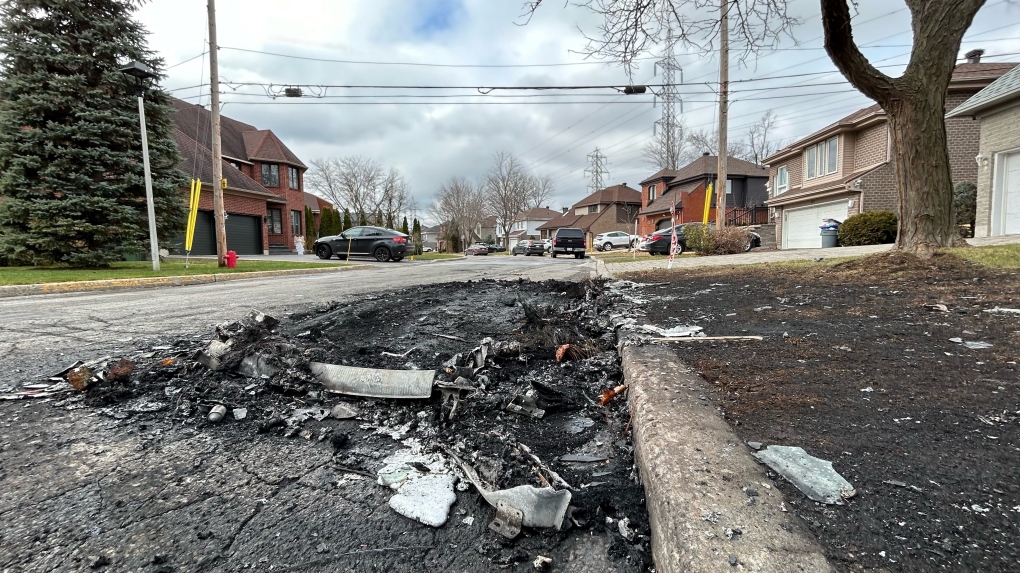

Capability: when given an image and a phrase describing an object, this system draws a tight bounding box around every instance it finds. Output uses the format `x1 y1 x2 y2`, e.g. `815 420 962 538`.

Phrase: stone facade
975 103 1020 236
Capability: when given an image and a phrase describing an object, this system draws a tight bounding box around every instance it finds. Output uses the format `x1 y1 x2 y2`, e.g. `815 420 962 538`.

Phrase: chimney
965 49 984 64
561 207 568 214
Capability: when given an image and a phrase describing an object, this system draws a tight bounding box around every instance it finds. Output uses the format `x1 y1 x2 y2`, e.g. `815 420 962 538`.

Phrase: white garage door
994 152 1020 236
782 200 848 249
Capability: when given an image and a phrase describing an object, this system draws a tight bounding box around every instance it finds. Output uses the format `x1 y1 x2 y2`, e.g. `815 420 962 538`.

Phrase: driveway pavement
599 234 1020 276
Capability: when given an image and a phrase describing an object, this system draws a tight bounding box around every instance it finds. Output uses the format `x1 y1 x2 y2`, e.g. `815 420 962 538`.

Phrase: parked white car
593 231 637 251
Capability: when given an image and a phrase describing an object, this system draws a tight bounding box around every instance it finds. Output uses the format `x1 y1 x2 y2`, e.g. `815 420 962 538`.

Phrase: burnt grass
30 278 652 572
626 252 1020 573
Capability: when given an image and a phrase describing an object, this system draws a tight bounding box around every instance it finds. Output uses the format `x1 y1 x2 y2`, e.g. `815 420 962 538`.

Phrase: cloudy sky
137 0 1020 221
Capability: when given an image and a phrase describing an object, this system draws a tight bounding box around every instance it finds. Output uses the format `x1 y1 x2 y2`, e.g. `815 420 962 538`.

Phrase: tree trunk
886 93 961 257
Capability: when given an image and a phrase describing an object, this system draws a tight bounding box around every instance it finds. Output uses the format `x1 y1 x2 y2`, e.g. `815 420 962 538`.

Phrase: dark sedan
465 243 490 256
512 240 545 256
313 226 409 262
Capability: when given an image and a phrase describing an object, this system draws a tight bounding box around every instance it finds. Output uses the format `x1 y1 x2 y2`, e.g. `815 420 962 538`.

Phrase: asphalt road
0 256 591 384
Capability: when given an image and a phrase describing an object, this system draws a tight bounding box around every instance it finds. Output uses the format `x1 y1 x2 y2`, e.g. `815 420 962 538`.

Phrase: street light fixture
119 60 161 271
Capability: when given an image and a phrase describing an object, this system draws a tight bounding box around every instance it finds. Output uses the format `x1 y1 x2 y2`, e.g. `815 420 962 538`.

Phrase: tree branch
820 0 896 103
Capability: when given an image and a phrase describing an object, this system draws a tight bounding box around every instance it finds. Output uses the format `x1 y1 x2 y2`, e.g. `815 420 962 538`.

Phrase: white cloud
137 0 1020 214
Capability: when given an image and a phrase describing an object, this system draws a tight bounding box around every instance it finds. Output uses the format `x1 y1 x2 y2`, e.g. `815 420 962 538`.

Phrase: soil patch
623 252 1020 572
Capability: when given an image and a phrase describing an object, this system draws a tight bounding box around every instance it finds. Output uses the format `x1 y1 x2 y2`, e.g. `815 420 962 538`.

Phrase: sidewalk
601 234 1020 276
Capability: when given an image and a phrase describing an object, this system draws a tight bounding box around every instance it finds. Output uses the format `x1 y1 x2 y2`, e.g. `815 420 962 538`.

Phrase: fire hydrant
225 250 238 268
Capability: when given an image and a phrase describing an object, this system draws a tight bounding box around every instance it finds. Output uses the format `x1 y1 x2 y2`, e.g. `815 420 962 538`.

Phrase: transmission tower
584 148 609 191
654 30 684 169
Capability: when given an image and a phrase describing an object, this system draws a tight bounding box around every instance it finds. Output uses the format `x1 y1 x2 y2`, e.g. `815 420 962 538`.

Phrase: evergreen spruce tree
411 218 422 255
0 0 187 267
400 216 409 235
358 211 368 226
375 209 384 228
342 209 352 231
303 205 315 244
321 207 338 236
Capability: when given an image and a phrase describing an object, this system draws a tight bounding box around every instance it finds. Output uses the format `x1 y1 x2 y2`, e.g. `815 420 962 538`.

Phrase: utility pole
716 0 729 229
208 0 228 266
654 30 683 169
584 148 609 191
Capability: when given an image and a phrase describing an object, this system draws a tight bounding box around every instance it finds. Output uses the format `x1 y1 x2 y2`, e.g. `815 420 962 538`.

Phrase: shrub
837 210 898 246
709 226 753 254
954 182 977 238
683 223 713 254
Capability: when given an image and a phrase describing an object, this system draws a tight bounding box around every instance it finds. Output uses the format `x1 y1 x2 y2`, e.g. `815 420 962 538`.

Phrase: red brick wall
255 161 306 250
181 186 271 252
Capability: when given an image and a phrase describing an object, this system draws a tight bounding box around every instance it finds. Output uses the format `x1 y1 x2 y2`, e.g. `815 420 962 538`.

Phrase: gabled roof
669 155 768 183
171 98 306 168
573 184 640 207
947 63 1020 118
519 207 562 221
640 168 681 185
172 129 284 202
304 192 332 212
950 62 1019 83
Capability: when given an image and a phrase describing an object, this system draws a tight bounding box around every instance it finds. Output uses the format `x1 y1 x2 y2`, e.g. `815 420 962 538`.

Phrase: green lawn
949 244 1020 268
0 259 346 286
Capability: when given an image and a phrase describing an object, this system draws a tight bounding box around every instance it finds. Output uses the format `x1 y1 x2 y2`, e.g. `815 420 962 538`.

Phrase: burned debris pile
8 279 655 570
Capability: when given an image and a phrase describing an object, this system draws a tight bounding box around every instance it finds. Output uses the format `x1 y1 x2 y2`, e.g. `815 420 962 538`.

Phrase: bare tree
745 110 778 165
530 174 555 211
525 0 988 257
484 152 537 248
687 129 751 161
642 120 694 170
430 176 487 252
307 157 417 229
305 158 344 208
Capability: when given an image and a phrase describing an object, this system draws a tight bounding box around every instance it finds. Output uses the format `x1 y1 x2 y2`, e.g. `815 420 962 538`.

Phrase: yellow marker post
702 182 713 224
184 179 201 267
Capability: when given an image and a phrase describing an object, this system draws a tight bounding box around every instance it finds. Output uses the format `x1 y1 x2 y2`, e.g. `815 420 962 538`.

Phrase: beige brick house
946 63 1020 237
765 51 1016 249
536 184 641 244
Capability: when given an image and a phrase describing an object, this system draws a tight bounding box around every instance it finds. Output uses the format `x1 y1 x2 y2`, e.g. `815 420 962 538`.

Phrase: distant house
536 184 641 243
474 215 499 244
421 224 442 251
500 207 562 248
637 155 769 235
171 98 326 255
765 51 1017 249
946 62 1020 237
303 192 331 237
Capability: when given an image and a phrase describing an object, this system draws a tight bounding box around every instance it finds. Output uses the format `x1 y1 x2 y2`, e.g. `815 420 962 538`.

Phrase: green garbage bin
820 229 839 248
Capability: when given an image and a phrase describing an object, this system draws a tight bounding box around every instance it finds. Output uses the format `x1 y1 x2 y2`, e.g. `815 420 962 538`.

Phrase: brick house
947 62 1020 237
536 185 641 244
765 51 1017 249
171 98 328 255
636 154 769 235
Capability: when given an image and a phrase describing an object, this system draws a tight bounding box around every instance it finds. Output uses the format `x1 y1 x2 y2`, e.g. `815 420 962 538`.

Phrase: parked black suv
313 225 409 262
550 227 586 259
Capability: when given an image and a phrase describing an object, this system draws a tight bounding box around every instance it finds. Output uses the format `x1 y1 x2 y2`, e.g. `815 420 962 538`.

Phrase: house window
261 163 280 187
288 167 299 189
267 209 283 234
775 166 789 195
587 205 598 214
806 136 839 179
648 185 656 201
290 210 301 236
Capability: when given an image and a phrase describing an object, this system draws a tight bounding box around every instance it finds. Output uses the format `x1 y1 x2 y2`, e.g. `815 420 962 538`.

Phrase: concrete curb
0 265 366 299
620 343 835 573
